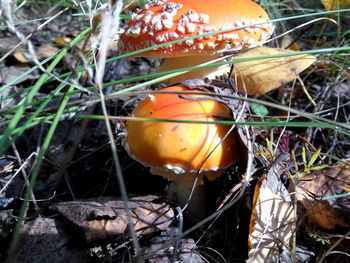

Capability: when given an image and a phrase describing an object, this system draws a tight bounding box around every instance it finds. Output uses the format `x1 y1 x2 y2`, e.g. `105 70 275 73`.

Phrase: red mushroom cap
120 0 274 57
125 85 239 181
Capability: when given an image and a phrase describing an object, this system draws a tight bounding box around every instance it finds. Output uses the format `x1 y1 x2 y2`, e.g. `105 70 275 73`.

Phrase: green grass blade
10 77 69 142
7 84 75 257
0 27 91 154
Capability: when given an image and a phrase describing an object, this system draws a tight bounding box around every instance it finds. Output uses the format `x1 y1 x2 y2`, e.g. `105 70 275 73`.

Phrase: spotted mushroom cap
120 0 274 57
124 85 239 181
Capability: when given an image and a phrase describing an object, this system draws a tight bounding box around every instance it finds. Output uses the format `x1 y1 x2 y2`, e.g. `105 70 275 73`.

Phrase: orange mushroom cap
120 0 274 57
124 85 239 181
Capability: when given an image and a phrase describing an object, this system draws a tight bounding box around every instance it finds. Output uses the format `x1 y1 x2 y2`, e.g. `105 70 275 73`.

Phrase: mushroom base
151 167 223 222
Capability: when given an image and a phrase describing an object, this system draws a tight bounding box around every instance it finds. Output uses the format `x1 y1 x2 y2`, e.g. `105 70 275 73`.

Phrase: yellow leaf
341 185 350 192
321 0 350 10
231 47 316 95
14 48 29 63
53 37 71 47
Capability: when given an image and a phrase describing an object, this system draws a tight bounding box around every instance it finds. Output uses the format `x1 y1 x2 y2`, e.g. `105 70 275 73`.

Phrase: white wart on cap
120 0 274 57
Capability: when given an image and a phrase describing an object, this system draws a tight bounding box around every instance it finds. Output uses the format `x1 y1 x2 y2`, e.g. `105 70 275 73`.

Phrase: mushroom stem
173 173 207 221
160 54 230 84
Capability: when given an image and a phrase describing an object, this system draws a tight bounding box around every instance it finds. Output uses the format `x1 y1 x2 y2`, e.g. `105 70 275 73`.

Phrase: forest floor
0 1 349 262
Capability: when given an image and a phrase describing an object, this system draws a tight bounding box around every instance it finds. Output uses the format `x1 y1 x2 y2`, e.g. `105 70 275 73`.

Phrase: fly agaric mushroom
119 0 274 83
124 85 239 220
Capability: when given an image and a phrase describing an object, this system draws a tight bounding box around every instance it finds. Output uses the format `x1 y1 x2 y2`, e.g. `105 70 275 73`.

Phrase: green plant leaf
251 102 269 116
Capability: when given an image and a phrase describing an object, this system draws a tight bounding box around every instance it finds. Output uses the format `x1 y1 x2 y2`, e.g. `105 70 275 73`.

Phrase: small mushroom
124 85 239 221
119 0 274 83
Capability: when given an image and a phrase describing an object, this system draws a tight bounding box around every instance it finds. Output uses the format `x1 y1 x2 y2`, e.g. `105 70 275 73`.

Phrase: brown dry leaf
0 64 34 110
52 195 174 243
142 227 205 263
0 65 34 84
297 159 350 230
35 44 59 59
15 217 85 263
0 36 20 54
321 0 350 10
248 161 296 263
14 44 58 63
231 46 316 95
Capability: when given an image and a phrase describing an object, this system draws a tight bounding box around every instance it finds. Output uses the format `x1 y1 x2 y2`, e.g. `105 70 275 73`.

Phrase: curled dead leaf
52 195 174 243
248 156 296 263
231 46 316 95
297 159 350 230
